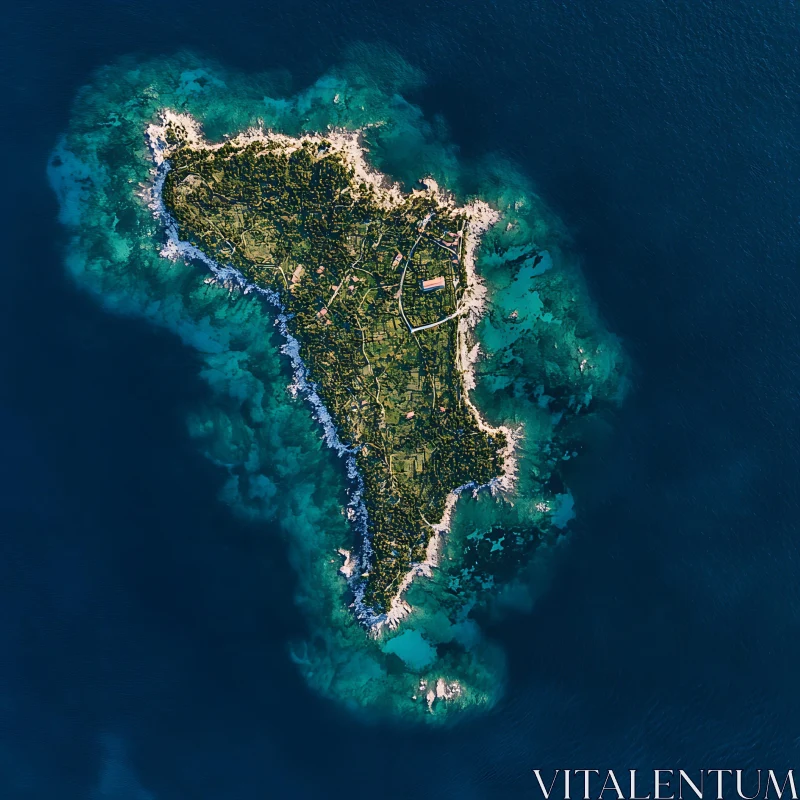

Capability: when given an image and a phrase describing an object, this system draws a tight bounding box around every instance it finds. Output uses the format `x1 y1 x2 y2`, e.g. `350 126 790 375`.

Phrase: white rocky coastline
143 109 520 635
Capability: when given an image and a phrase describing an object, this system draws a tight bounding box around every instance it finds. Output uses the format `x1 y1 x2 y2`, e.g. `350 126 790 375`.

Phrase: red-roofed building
420 276 445 292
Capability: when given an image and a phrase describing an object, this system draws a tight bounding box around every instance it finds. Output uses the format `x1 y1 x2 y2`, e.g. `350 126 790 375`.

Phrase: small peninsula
150 111 516 625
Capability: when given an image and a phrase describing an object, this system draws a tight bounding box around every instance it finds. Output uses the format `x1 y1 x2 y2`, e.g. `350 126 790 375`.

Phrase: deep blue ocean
3 1 800 797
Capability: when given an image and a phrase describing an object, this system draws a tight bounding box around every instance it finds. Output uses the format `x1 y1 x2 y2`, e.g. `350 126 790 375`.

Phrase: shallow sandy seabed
48 49 627 722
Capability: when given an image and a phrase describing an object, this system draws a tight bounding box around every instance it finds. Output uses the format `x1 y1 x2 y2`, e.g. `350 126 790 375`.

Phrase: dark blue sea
3 1 800 797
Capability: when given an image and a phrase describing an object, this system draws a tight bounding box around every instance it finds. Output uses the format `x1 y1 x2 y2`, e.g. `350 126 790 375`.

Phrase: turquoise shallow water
48 49 626 721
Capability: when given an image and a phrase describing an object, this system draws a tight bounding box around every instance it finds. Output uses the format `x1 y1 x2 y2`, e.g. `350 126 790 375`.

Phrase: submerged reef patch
49 49 626 721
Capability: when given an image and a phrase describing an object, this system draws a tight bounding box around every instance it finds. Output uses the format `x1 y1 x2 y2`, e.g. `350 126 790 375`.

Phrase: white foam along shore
143 109 520 633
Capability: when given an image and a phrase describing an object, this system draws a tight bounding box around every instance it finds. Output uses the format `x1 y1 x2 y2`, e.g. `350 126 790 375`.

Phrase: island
149 111 516 626
48 53 626 719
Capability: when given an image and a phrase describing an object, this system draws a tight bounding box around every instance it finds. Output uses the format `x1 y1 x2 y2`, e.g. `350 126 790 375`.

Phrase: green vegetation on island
160 122 507 613
48 53 628 718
